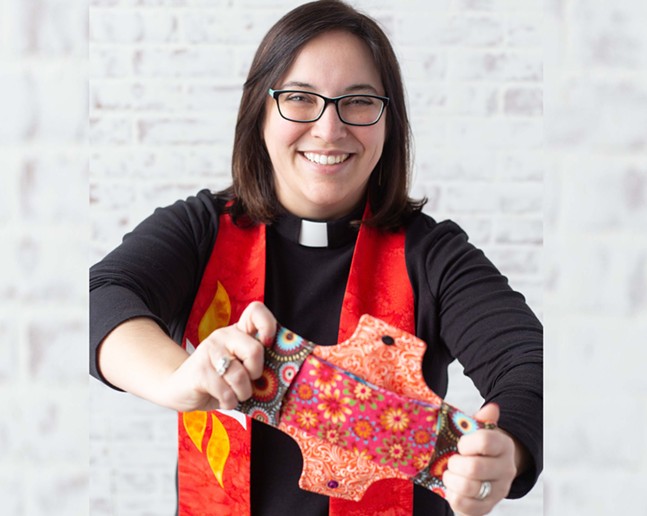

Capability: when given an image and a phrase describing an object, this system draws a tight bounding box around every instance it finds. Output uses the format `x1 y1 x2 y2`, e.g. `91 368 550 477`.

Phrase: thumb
473 402 499 425
236 301 277 347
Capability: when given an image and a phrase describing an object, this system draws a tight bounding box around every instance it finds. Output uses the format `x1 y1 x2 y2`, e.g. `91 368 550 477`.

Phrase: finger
199 397 222 412
444 476 501 516
221 330 266 380
473 402 499 425
443 470 499 501
218 358 253 402
236 301 277 347
199 366 239 410
457 428 511 457
445 489 495 516
447 453 509 481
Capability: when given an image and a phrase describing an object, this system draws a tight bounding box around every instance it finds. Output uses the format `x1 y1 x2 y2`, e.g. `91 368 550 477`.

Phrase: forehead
278 30 383 94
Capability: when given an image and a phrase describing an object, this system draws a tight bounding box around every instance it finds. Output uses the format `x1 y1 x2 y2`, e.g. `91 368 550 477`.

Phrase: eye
343 96 376 107
284 92 316 104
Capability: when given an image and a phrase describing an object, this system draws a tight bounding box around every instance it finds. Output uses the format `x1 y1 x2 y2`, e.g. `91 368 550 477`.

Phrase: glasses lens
276 92 325 122
338 96 384 125
275 91 386 125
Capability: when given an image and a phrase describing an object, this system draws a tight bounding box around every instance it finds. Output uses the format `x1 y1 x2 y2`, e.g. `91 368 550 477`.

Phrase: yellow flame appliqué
183 411 208 453
184 282 236 490
207 412 230 489
198 281 231 343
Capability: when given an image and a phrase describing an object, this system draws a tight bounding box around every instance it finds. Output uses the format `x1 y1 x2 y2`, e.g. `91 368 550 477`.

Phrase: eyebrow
280 81 380 95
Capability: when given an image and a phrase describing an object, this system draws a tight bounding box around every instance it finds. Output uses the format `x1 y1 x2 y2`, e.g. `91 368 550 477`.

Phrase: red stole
178 209 415 515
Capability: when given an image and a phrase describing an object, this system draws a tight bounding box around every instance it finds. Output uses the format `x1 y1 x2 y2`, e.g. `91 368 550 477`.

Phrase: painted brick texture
0 0 89 514
544 1 647 514
13 0 647 515
86 1 543 514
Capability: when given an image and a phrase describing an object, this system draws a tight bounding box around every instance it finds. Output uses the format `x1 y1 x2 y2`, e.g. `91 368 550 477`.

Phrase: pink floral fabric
234 314 496 501
281 355 440 478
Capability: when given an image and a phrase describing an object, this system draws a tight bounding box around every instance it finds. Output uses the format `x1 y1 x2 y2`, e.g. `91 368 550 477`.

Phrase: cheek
360 128 386 163
264 117 305 156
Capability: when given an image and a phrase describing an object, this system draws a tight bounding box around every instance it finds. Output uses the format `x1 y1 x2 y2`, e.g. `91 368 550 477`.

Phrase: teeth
304 152 350 165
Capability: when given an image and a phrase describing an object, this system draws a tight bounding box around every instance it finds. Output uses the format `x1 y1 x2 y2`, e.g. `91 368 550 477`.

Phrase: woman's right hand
97 301 277 413
163 301 277 412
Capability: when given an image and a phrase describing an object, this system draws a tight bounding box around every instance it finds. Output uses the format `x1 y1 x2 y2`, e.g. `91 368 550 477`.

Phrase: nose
310 101 348 142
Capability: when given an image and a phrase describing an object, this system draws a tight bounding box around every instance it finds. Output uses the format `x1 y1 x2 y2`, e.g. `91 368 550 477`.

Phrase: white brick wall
86 1 543 514
544 1 647 514
8 0 647 514
0 0 89 514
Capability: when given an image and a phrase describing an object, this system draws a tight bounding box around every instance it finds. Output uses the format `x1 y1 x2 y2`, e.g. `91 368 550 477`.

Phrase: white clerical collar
298 219 329 247
271 205 363 248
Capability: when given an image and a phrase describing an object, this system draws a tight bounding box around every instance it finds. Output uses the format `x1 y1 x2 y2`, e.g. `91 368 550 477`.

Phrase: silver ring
477 480 492 500
215 356 233 377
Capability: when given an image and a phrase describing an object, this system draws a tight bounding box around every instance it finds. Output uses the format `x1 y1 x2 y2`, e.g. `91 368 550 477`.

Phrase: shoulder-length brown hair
221 0 425 229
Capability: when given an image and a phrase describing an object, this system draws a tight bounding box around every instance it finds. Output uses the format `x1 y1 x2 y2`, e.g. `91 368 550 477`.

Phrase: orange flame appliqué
182 411 233 490
198 280 231 343
183 411 208 452
183 282 234 490
207 412 230 489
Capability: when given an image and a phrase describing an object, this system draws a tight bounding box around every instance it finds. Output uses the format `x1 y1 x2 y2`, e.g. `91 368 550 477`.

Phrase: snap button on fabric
381 335 395 345
327 480 339 489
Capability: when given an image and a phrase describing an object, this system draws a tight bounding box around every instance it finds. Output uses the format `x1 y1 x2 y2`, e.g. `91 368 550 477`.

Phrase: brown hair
221 0 425 229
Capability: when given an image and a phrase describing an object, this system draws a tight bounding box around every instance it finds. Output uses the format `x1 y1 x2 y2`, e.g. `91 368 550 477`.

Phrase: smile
303 152 350 166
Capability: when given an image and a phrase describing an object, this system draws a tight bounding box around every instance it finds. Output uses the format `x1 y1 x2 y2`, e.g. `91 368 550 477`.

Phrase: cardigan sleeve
407 214 543 499
89 189 221 388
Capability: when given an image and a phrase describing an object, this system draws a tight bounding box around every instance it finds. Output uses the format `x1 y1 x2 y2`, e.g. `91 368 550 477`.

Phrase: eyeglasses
268 88 389 126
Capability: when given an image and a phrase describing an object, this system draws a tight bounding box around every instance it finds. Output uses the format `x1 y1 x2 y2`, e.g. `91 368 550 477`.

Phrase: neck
270 203 364 249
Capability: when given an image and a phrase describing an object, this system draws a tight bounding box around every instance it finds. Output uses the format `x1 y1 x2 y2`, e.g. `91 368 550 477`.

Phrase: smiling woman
263 30 388 220
227 5 418 230
90 1 543 516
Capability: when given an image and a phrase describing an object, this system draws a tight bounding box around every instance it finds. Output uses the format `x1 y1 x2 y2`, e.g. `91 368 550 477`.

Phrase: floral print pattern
309 358 343 392
236 325 315 425
281 355 440 477
380 406 410 433
411 402 496 497
295 409 318 430
234 315 496 502
352 419 373 440
317 389 353 424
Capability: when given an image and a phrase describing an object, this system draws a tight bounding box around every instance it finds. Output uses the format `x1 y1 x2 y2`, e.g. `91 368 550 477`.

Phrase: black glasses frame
268 88 390 127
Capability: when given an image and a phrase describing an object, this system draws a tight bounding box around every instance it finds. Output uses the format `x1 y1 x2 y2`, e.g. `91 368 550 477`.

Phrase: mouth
302 152 351 166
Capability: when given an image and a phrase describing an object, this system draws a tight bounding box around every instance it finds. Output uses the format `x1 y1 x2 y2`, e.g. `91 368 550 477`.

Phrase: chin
311 201 354 220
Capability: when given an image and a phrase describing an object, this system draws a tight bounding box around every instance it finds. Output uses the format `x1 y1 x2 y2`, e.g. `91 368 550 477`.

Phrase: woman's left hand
442 403 528 516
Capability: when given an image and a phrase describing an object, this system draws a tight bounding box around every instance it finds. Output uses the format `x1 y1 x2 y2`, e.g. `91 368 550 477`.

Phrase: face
263 30 386 220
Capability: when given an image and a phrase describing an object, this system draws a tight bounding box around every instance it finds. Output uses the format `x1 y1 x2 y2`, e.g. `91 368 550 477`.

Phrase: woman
90 1 542 515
